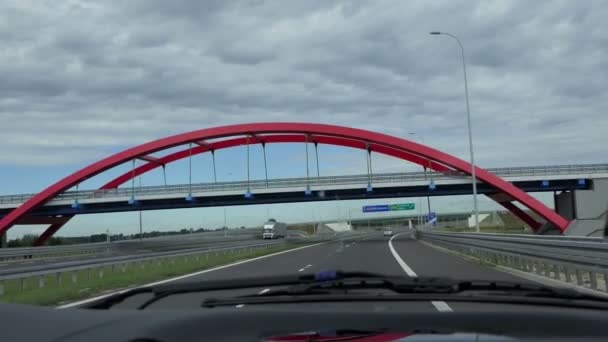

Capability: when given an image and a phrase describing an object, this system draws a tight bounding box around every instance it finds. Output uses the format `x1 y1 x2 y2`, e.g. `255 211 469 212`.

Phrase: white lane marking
388 233 418 278
235 304 245 308
431 301 453 312
298 264 313 272
258 288 270 295
389 234 453 312
57 242 327 309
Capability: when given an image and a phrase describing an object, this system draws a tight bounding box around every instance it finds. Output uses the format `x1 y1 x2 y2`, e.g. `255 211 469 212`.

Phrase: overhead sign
390 203 415 211
362 205 390 213
363 203 415 213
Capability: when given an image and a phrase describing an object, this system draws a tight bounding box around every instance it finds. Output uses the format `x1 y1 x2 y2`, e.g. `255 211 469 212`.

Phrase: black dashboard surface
1 301 608 341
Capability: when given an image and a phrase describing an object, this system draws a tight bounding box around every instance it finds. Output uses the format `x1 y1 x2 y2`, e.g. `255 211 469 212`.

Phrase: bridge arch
0 122 570 244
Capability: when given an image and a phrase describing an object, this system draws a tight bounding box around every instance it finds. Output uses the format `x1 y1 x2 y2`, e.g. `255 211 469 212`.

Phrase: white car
383 229 393 237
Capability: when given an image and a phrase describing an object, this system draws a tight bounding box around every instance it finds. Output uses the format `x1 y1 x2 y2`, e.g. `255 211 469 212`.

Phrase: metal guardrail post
550 264 559 280
575 269 583 286
564 267 572 283
590 272 599 290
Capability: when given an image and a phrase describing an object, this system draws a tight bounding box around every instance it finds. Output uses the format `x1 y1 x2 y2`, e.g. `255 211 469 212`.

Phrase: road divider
1 243 297 306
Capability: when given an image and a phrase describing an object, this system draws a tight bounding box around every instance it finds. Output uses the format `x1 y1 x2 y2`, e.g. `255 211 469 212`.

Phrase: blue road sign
428 212 437 226
363 203 415 213
362 205 390 213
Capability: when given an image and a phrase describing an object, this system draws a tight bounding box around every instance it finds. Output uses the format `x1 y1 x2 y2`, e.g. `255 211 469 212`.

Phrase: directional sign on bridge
362 205 390 213
362 203 415 213
390 203 415 211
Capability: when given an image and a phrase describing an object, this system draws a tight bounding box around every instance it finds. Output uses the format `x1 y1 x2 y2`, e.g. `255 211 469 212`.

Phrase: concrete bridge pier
555 178 608 237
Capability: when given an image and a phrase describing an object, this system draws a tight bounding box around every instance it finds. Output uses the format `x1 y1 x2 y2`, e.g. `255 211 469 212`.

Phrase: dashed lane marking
388 233 454 313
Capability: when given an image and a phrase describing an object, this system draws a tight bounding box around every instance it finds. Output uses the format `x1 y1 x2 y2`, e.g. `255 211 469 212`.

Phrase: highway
108 232 532 311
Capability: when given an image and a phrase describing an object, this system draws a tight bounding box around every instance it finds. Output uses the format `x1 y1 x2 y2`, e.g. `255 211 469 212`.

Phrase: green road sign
390 203 415 211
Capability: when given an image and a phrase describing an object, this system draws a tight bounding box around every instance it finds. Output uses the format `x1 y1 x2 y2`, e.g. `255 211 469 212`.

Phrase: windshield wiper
84 270 608 310
86 271 391 309
201 274 608 309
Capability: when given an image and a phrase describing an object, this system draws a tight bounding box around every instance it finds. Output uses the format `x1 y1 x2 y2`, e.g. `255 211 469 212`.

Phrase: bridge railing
417 230 608 295
2 163 608 205
486 163 608 177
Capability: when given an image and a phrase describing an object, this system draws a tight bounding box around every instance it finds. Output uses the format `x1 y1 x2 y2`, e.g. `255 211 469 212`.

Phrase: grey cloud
0 0 606 169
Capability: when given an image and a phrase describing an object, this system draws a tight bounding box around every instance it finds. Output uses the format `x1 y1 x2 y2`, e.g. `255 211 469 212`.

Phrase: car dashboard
2 300 608 341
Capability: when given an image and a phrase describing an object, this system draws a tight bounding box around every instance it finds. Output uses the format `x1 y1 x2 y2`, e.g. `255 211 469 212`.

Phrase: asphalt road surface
109 232 533 311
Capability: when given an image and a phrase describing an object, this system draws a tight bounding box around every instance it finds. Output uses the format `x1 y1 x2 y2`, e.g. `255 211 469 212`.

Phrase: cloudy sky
1 0 607 237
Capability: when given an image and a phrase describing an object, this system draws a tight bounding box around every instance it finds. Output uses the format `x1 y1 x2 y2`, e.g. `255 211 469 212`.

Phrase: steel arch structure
0 123 570 245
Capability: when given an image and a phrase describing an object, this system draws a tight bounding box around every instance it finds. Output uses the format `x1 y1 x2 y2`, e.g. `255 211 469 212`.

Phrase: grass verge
0 243 305 306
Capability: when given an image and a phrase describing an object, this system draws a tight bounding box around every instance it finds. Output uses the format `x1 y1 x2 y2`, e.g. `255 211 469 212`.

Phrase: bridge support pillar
1 232 6 248
564 178 608 237
554 191 576 220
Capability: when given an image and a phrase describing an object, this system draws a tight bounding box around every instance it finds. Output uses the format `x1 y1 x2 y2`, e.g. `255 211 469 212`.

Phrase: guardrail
0 230 263 263
417 231 608 293
0 240 284 296
0 242 115 262
2 163 607 205
0 231 368 296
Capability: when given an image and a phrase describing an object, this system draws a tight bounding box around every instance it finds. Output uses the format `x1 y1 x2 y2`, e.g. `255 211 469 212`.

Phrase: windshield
0 0 606 322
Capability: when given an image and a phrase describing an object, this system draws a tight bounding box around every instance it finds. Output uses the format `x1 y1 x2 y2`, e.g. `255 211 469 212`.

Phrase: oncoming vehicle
262 219 287 239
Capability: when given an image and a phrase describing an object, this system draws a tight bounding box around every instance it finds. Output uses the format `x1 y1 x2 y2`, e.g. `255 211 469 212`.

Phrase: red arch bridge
0 122 593 246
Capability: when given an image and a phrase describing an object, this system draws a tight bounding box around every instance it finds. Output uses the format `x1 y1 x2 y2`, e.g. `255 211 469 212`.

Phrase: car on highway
383 229 394 237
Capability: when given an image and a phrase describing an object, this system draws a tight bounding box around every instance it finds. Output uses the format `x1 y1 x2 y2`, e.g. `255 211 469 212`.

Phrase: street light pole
223 207 227 237
138 176 143 242
409 132 432 228
430 31 479 232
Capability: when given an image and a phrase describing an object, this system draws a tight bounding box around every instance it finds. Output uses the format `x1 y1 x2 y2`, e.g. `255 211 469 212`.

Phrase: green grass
0 243 304 306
